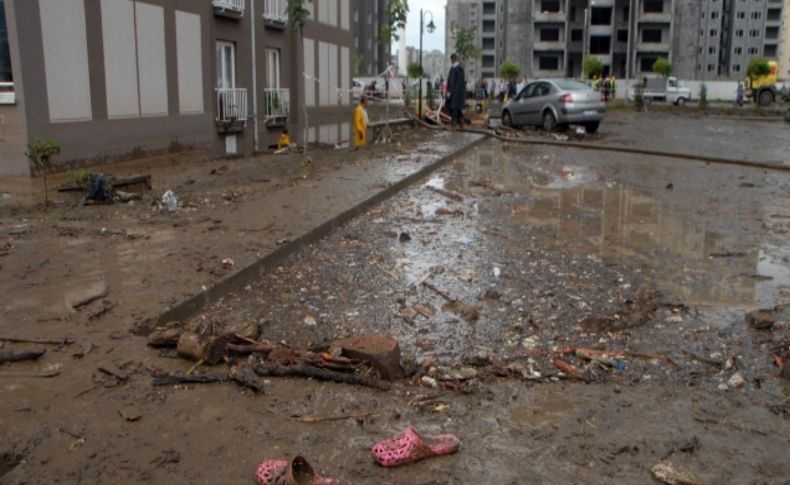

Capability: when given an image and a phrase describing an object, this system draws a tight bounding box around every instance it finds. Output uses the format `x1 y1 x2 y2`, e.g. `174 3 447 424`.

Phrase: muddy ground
1 113 789 484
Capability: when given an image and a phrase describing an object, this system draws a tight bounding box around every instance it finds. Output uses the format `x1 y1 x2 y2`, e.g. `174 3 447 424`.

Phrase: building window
623 5 629 21
711 11 719 19
591 7 612 25
749 29 759 37
265 48 281 88
590 35 611 54
617 29 628 42
571 29 583 41
748 46 758 54
540 28 560 42
697 64 702 71
707 64 715 71
570 6 576 21
539 56 559 70
353 9 358 22
216 40 236 89
735 29 744 37
708 46 716 54
642 29 662 43
710 29 718 36
640 56 657 71
698 46 703 54
540 0 561 13
734 46 742 54
750 11 761 19
643 0 664 13
0 0 12 88
733 64 741 72
737 11 745 19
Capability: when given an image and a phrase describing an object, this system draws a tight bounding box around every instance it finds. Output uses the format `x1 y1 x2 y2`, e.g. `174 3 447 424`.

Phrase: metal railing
264 88 290 119
263 0 287 23
216 88 248 124
212 0 245 14
0 82 15 105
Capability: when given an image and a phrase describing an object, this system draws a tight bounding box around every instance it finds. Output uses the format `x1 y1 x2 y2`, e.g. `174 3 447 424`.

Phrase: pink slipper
256 455 337 485
371 427 460 467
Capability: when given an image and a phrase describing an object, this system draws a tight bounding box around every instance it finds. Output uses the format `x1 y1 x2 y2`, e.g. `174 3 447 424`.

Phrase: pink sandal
256 455 337 485
371 427 460 467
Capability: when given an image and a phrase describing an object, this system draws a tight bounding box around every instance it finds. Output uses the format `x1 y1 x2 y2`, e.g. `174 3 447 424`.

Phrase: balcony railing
216 88 248 125
0 82 15 105
263 0 288 24
264 88 290 126
213 0 245 18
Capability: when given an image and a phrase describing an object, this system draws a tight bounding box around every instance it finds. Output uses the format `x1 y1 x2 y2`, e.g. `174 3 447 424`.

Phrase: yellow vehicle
745 60 783 106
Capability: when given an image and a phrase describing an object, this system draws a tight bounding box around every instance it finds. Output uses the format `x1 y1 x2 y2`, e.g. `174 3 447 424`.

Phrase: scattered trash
177 332 226 365
158 190 179 212
493 266 501 279
727 372 746 389
334 335 403 381
82 174 113 204
421 375 438 388
745 306 783 330
411 303 436 318
398 232 412 243
371 427 460 467
67 281 109 308
303 315 317 326
665 183 674 190
221 258 235 269
651 461 702 485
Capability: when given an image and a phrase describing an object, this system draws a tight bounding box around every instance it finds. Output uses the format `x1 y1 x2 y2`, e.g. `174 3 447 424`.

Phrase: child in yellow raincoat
354 97 368 148
277 128 292 149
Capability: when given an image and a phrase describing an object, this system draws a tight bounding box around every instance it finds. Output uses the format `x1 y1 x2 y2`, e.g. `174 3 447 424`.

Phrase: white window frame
216 40 236 89
266 47 281 89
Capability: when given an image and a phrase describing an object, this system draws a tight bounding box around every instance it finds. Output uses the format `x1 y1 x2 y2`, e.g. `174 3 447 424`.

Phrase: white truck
640 76 692 106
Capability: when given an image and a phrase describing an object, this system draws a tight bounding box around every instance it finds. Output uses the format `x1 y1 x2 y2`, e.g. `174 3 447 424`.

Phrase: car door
528 82 554 125
512 82 538 125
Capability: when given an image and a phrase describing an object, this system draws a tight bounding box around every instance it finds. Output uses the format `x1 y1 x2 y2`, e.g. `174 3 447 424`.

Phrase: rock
745 307 781 330
336 335 403 381
727 372 746 389
66 281 108 308
651 462 701 485
420 375 437 388
304 316 317 326
435 366 478 381
398 232 411 243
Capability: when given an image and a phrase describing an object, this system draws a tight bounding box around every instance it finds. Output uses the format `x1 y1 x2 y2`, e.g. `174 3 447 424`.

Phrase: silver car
501 79 606 133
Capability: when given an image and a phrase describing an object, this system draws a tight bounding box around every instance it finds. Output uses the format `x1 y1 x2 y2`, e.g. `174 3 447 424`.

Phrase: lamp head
426 20 436 34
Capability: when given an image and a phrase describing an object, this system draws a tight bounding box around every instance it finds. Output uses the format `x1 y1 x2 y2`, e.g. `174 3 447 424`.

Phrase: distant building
423 50 448 78
445 0 786 80
352 0 390 76
0 0 354 176
780 1 790 80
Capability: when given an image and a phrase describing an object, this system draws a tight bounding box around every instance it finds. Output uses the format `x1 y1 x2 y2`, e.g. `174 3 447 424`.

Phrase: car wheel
584 122 600 134
502 110 512 127
542 111 558 132
676 97 686 106
758 90 774 106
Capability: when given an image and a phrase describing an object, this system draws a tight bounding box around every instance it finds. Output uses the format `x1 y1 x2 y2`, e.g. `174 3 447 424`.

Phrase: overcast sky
392 0 447 54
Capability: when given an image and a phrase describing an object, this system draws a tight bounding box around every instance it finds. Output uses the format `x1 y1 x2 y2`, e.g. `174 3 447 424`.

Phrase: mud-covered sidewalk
1 120 789 484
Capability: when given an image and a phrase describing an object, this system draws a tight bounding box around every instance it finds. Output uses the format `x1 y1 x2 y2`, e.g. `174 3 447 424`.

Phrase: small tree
746 57 771 79
583 56 604 79
407 63 425 79
699 83 708 110
26 138 60 205
652 57 672 77
449 21 482 62
379 0 409 42
287 0 313 153
499 60 521 82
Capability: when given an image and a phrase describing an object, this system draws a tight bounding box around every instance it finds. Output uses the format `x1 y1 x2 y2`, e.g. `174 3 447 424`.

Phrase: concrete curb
146 134 488 332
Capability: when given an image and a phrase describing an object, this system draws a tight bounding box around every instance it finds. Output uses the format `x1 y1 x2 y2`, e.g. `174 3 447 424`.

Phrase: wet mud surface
1 126 789 484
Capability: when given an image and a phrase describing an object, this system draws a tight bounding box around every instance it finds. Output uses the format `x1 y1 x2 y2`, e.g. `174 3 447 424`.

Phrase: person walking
354 96 369 148
735 81 744 107
447 53 466 129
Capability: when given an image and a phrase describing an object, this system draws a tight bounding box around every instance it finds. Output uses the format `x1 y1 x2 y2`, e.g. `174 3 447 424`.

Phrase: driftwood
425 185 464 202
177 333 226 365
290 411 373 423
229 365 266 393
152 373 226 386
228 343 359 372
147 322 184 347
0 336 74 346
0 369 60 378
252 362 390 391
0 347 46 364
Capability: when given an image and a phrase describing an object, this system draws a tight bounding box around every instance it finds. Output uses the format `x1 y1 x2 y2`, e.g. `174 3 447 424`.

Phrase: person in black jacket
447 53 466 128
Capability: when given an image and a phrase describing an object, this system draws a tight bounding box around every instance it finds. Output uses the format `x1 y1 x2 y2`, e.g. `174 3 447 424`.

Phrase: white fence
0 82 15 105
616 78 790 102
264 88 290 118
216 88 248 123
263 0 287 22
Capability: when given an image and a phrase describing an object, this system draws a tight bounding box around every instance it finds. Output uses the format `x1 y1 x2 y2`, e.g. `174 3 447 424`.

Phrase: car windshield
552 80 590 91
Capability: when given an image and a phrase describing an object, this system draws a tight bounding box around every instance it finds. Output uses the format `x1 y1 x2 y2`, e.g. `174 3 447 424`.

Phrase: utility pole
250 0 259 152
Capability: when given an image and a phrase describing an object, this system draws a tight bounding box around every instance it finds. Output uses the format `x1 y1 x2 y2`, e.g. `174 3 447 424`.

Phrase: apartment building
446 0 785 81
781 0 790 79
351 0 390 76
0 0 354 177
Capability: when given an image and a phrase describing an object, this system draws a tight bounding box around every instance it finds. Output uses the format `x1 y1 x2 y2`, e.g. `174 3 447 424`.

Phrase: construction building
0 0 354 177
445 0 786 81
351 0 391 76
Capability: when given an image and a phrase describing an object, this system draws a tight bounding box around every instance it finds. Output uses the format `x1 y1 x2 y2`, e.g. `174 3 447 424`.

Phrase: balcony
216 88 248 133
263 0 288 26
637 42 670 53
264 88 290 127
0 82 15 105
638 12 671 23
213 0 245 19
534 41 566 51
534 11 567 22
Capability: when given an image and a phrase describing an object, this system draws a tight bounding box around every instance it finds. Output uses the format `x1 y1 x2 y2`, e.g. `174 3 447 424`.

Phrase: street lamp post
419 9 436 119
